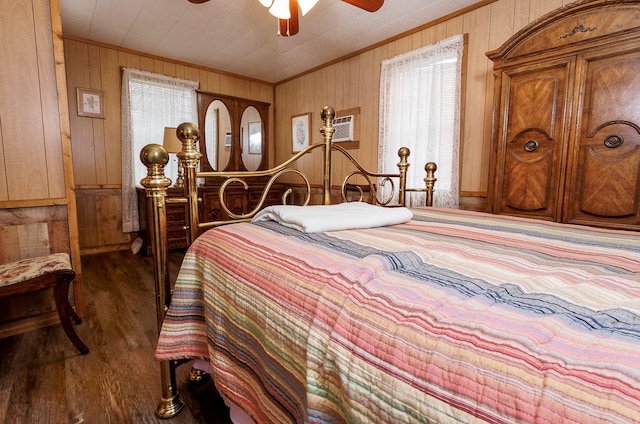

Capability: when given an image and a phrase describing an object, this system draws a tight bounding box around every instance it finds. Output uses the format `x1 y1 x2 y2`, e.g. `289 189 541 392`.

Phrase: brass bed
141 104 640 423
140 105 438 418
140 0 640 419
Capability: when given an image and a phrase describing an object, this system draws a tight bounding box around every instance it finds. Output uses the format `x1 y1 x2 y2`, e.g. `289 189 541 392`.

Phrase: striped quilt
156 207 640 423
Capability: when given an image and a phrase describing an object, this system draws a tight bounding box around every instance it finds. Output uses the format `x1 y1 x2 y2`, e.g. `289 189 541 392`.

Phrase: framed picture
292 112 311 153
76 88 105 118
224 131 232 147
248 121 262 154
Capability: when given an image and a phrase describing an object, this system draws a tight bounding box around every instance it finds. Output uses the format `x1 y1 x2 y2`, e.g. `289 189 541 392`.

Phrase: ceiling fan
187 0 385 36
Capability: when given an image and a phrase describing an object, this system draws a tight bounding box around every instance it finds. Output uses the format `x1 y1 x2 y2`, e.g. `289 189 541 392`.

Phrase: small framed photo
248 121 262 154
292 112 311 153
76 88 105 118
224 131 232 147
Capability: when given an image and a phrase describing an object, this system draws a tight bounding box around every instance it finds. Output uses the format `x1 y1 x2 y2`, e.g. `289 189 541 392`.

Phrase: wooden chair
0 253 89 354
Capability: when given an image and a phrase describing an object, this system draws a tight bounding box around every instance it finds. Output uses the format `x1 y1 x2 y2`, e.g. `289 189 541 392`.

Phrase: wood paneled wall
0 0 82 335
273 0 574 206
0 0 77 263
63 0 578 252
0 0 65 204
62 39 275 253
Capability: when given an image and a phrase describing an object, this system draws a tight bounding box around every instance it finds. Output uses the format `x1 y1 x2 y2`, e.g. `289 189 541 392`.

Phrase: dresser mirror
241 105 262 171
197 90 270 174
203 100 231 171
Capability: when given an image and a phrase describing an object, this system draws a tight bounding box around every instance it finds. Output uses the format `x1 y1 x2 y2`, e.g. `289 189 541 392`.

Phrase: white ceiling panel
59 0 483 83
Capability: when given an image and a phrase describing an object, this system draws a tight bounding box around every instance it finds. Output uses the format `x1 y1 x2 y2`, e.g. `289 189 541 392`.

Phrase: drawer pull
524 139 539 152
604 134 624 148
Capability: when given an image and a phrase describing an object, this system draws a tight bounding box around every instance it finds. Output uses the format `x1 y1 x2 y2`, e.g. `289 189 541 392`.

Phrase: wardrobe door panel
566 49 640 229
493 61 572 221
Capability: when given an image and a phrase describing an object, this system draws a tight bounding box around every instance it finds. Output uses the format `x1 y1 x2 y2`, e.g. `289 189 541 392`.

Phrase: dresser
486 0 640 231
137 179 285 254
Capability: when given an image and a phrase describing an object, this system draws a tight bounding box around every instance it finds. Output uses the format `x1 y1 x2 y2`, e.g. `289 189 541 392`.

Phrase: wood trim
50 0 84 316
62 34 276 88
334 107 361 150
0 198 68 209
80 243 134 257
75 184 122 190
459 190 487 197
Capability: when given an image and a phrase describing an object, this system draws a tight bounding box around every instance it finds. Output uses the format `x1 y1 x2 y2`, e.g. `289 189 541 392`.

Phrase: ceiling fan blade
278 0 299 36
341 0 384 12
187 0 210 3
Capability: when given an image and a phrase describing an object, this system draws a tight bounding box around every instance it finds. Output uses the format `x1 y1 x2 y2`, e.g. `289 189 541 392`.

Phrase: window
378 34 463 208
121 68 198 233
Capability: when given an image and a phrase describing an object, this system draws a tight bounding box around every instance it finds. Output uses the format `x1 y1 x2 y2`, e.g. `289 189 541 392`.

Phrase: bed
140 104 640 423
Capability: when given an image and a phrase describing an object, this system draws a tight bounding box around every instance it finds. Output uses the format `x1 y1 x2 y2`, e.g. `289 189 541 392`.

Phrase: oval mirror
240 106 263 171
203 100 231 171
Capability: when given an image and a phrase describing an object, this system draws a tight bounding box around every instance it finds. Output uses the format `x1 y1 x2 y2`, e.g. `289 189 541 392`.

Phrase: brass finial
321 106 335 123
176 122 199 143
398 147 410 159
140 143 169 167
173 123 200 189
140 144 171 189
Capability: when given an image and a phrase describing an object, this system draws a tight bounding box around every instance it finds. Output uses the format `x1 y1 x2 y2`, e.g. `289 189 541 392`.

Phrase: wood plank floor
0 250 233 424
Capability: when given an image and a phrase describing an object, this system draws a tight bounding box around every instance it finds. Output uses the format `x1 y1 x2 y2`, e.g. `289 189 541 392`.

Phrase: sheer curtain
121 68 198 233
378 34 463 208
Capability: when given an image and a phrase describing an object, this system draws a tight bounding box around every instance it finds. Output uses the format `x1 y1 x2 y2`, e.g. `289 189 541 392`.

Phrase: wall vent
332 115 354 142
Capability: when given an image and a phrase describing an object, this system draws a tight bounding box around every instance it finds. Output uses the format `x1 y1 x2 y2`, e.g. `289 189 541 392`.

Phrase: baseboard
80 243 132 256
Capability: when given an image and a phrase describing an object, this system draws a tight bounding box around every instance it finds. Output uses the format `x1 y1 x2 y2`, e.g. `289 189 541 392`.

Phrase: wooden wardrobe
486 0 640 231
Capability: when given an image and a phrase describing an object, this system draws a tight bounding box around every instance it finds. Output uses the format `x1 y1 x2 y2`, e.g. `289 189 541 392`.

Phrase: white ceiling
59 0 481 84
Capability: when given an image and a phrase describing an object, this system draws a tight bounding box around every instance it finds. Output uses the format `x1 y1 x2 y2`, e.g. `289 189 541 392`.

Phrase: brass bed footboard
139 105 436 418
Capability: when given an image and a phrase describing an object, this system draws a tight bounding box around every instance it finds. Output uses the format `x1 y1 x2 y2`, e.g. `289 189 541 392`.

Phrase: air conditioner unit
332 115 354 142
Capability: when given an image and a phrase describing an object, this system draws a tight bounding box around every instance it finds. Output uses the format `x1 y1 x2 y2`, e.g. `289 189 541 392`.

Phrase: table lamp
163 127 184 188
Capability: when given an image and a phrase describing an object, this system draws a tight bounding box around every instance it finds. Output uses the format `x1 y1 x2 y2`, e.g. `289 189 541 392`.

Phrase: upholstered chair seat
0 253 89 354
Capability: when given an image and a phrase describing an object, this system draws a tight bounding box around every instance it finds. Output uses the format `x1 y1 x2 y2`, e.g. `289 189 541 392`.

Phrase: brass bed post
397 147 410 207
140 145 185 419
320 106 336 205
424 162 437 207
174 123 201 244
402 160 437 207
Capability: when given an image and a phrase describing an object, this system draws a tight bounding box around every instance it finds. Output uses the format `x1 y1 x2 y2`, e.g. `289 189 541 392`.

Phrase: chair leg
53 278 89 355
66 299 82 324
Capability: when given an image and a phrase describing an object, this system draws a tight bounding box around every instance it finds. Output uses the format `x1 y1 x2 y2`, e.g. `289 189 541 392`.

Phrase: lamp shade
162 127 182 153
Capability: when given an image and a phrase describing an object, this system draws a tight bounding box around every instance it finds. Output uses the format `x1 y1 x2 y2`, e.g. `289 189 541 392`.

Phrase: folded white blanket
251 202 413 233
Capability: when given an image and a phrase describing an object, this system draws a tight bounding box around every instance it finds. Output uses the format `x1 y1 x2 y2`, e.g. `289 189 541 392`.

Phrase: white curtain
121 68 198 233
378 34 463 208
